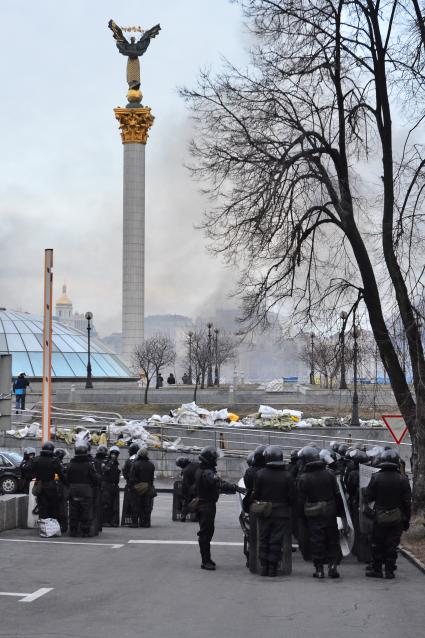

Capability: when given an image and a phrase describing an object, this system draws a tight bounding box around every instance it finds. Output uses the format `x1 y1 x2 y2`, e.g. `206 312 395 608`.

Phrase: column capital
114 106 154 145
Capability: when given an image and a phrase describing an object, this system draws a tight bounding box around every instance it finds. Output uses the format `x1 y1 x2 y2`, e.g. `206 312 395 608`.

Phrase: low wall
0 494 28 532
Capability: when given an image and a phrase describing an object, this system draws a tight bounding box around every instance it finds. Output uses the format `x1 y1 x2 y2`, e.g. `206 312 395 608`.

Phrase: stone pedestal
114 107 154 364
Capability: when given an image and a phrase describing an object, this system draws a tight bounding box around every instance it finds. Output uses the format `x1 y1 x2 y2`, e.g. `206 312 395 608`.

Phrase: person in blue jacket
13 372 30 413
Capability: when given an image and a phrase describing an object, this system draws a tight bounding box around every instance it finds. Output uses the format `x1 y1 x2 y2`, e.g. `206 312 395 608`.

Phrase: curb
400 546 425 575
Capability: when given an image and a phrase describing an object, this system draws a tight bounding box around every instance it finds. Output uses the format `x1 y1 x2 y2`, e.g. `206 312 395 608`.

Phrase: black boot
313 564 325 579
268 563 277 577
200 545 216 571
260 563 268 577
328 563 340 579
366 565 383 578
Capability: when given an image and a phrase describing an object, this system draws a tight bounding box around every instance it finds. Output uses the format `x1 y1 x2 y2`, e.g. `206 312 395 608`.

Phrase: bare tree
133 335 176 404
182 1 425 510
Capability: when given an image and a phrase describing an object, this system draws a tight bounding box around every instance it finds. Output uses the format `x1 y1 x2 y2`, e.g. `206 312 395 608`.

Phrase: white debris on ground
258 378 285 392
5 402 385 441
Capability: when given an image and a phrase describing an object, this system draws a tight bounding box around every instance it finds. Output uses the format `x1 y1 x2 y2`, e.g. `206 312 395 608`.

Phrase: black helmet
319 449 334 465
42 441 55 453
246 452 255 467
24 446 36 457
137 447 149 459
308 442 320 449
54 448 67 461
379 448 400 466
349 449 369 465
264 445 285 467
128 443 140 456
338 443 349 457
75 443 88 456
199 446 219 466
298 446 320 464
290 449 300 462
253 445 267 467
176 456 191 469
97 445 108 456
109 446 120 457
329 441 340 453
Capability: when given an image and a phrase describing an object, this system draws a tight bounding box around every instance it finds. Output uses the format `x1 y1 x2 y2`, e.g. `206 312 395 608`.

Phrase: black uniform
366 463 411 575
121 454 139 525
20 455 35 493
67 454 100 536
252 467 295 570
101 457 121 526
129 457 156 527
31 451 66 520
297 460 342 569
181 461 200 520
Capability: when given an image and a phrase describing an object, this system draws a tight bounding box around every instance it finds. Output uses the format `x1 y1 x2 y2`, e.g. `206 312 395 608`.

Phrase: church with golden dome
55 284 96 334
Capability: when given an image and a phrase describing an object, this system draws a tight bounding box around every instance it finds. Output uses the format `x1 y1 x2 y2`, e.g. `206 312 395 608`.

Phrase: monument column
108 18 160 364
114 105 154 363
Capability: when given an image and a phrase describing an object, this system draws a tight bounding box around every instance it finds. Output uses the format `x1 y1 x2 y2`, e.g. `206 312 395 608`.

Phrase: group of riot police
20 440 156 536
174 440 411 578
19 437 411 578
240 441 411 579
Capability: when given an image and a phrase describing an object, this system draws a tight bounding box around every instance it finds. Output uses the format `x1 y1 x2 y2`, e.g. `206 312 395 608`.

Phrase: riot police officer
122 443 140 525
129 447 156 527
101 446 121 526
252 445 295 577
94 445 108 475
365 449 411 579
175 456 191 521
243 445 266 511
20 447 36 493
31 442 66 521
297 446 343 579
194 446 238 571
67 443 100 537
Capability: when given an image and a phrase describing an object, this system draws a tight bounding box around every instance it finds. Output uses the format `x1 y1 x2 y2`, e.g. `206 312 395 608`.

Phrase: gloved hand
235 485 247 495
403 520 410 531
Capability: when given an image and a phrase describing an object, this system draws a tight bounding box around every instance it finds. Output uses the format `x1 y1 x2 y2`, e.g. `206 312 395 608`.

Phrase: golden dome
56 284 72 306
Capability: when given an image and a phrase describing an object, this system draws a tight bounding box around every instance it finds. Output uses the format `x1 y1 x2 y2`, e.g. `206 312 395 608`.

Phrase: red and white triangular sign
382 415 408 445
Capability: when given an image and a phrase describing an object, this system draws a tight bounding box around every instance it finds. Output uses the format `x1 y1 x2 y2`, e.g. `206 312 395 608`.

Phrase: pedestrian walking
12 372 30 413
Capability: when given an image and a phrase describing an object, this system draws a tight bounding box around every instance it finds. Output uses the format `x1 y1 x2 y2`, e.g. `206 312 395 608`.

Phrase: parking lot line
128 540 243 546
0 588 53 603
0 538 124 549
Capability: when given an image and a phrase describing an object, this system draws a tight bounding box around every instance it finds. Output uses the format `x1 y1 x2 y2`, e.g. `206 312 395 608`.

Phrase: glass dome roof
0 309 131 378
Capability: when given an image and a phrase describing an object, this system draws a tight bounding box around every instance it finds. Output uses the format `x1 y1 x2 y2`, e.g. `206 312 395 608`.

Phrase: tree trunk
193 377 199 403
144 380 150 405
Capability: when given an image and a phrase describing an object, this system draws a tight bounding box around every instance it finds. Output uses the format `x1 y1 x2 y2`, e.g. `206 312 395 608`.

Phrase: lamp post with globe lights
309 332 315 385
85 311 93 389
214 328 219 386
207 322 214 387
188 331 193 385
351 314 360 427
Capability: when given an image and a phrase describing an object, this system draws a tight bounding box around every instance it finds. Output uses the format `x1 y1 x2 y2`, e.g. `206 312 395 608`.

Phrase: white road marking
0 538 123 549
128 540 243 546
20 588 54 602
0 588 53 602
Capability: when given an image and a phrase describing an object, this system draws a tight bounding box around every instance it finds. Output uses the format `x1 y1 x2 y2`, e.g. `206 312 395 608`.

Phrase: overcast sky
0 1 248 336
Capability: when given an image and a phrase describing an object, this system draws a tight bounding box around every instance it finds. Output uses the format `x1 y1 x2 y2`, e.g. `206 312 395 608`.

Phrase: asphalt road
0 494 423 638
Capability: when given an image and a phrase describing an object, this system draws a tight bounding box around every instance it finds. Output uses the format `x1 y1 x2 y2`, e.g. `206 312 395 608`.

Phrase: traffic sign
382 415 409 444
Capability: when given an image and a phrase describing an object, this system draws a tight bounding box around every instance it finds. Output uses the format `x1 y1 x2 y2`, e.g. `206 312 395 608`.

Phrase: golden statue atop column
108 19 160 144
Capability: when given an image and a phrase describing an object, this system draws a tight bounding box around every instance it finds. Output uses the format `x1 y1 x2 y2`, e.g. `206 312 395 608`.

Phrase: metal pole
214 328 219 386
351 313 360 427
310 332 315 385
207 322 213 387
42 249 53 444
85 312 93 389
188 331 193 385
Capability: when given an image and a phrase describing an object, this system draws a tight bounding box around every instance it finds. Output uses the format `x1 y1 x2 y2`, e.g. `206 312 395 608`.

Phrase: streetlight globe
340 311 348 320
207 322 213 329
85 311 93 321
188 331 193 338
214 328 219 335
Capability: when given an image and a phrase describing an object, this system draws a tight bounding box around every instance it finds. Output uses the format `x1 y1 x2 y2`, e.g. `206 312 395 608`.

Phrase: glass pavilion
0 309 131 379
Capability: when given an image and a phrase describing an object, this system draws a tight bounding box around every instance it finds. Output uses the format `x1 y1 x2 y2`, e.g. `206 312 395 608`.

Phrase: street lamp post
339 311 348 390
85 311 93 389
214 328 219 386
188 331 193 385
207 322 214 387
351 314 360 427
310 332 315 385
